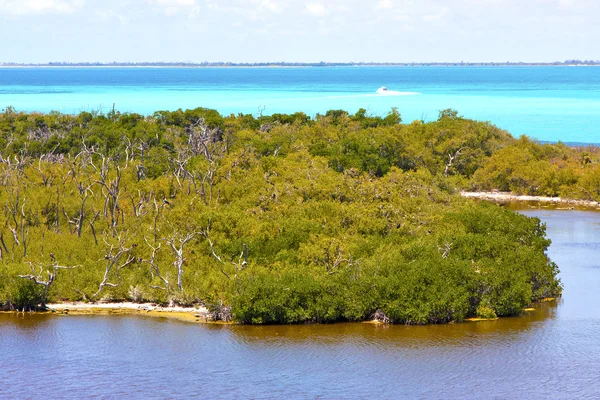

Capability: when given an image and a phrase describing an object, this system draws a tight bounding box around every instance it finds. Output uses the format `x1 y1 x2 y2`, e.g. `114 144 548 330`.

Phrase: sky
0 0 598 63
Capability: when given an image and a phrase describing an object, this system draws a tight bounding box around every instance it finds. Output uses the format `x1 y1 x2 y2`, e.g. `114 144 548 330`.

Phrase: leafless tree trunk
136 141 149 181
62 208 78 235
33 158 55 187
94 237 136 298
444 147 467 176
143 238 169 293
96 157 122 232
75 181 94 237
166 232 196 292
152 198 167 243
0 232 8 257
321 241 352 275
438 242 452 258
88 210 101 245
129 190 152 218
200 225 248 282
19 259 79 307
6 192 28 257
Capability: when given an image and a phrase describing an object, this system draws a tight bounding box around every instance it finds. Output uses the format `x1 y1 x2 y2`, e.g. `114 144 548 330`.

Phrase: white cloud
258 0 283 12
151 0 195 5
557 0 593 8
0 0 84 15
199 0 291 22
376 0 393 9
305 2 327 17
147 0 197 15
94 9 129 24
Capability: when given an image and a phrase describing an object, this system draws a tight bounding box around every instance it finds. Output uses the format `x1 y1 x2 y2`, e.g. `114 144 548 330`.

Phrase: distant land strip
1 60 600 67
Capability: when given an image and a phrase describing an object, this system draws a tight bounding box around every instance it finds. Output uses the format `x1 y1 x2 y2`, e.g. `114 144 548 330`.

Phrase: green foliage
7 279 45 311
471 136 600 198
476 304 497 319
0 107 565 324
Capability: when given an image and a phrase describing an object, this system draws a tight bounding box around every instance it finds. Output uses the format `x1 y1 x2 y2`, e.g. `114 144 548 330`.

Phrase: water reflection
230 300 557 348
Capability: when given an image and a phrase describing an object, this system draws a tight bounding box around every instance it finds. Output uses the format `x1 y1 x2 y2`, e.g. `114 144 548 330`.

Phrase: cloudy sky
0 0 598 63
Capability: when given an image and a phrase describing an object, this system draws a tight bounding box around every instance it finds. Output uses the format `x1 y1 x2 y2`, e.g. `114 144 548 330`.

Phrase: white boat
376 86 388 94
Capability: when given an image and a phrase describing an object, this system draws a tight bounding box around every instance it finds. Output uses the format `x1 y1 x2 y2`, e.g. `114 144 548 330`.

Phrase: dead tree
0 162 12 187
314 240 353 275
6 192 28 258
0 151 29 184
233 244 248 275
136 140 149 181
166 232 196 292
88 210 101 245
200 163 219 205
62 208 79 235
94 237 136 298
152 198 167 243
186 118 223 159
123 138 135 168
61 147 98 236
178 118 228 202
32 158 56 187
169 152 191 190
200 226 228 279
19 259 79 308
200 225 247 282
96 157 122 231
75 182 95 237
129 190 153 218
438 242 452 259
444 147 467 176
73 141 98 174
167 118 220 193
0 232 9 258
143 238 170 293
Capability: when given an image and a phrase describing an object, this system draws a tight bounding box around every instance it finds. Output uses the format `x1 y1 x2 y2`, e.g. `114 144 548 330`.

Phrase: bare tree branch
94 236 136 298
166 232 197 292
19 259 79 307
143 237 169 293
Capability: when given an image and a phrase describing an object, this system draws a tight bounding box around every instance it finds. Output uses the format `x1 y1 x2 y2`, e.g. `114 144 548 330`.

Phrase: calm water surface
2 66 600 143
1 210 600 399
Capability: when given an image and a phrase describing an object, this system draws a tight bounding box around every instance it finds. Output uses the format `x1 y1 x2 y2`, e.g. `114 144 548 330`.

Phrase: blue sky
0 0 598 63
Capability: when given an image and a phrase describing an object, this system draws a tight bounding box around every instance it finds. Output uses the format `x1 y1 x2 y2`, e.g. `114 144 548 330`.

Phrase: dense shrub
0 107 564 323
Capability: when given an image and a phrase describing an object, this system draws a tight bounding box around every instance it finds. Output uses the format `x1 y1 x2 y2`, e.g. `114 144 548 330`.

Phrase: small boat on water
375 87 420 96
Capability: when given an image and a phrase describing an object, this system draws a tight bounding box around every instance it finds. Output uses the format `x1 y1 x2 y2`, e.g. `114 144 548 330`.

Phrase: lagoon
1 66 600 143
1 210 600 399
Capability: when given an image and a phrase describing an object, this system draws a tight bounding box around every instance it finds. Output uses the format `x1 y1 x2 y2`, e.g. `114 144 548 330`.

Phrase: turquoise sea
1 66 599 143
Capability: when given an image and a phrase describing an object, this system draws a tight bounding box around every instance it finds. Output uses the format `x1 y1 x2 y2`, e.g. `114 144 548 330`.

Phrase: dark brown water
2 210 600 399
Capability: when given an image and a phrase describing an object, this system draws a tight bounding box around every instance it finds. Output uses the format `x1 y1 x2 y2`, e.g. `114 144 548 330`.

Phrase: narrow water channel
1 210 599 399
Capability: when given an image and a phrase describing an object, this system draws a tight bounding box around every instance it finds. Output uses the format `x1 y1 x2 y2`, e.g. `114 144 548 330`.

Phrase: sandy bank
461 191 600 209
45 302 219 324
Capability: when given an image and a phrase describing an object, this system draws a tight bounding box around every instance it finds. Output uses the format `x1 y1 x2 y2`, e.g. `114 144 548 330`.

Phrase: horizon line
2 60 600 67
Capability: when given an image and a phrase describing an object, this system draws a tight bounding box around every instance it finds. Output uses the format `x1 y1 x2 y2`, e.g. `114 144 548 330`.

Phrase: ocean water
1 66 599 143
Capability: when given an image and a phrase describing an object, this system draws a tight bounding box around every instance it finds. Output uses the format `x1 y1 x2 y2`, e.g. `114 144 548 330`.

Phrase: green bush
8 280 45 311
0 108 564 324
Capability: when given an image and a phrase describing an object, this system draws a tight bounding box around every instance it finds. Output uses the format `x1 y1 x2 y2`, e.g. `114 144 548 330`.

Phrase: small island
3 106 590 324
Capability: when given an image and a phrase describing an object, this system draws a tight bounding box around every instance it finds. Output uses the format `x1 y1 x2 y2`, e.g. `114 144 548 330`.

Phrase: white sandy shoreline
461 191 600 209
46 302 207 314
42 302 217 323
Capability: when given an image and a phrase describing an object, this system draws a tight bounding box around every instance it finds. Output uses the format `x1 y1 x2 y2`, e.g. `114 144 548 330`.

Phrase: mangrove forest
0 106 580 323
